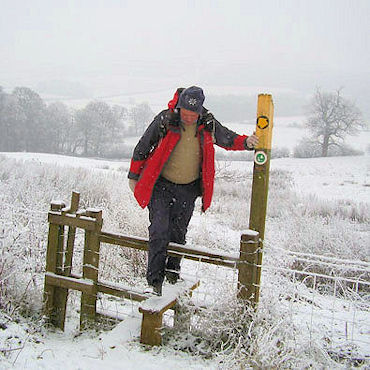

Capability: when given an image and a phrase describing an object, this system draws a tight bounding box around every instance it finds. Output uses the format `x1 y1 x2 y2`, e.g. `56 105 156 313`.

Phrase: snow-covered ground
228 154 369 203
0 147 369 369
0 314 213 370
4 150 369 203
271 156 369 203
3 152 130 172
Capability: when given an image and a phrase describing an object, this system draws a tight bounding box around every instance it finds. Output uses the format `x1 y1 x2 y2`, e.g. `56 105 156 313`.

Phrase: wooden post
248 94 274 304
140 312 163 346
52 192 80 331
43 201 66 329
237 231 259 304
139 280 199 345
64 191 80 276
80 208 103 330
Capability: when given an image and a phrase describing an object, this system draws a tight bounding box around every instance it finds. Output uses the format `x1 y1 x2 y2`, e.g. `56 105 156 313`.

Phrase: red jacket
128 89 251 211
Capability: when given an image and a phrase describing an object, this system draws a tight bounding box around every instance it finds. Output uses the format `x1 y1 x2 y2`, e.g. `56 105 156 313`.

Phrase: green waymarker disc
254 151 267 165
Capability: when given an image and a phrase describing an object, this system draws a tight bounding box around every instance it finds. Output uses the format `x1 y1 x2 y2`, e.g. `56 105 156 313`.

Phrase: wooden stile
45 272 95 294
100 231 238 268
48 213 96 230
140 312 163 346
80 208 103 330
139 280 200 346
64 191 80 276
54 192 80 330
43 201 66 329
43 133 274 344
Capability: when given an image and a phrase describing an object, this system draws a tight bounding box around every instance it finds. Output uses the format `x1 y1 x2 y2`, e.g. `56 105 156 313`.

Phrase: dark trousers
147 176 200 286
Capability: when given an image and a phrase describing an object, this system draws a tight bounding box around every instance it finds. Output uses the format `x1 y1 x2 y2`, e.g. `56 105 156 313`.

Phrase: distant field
124 115 370 155
3 150 369 204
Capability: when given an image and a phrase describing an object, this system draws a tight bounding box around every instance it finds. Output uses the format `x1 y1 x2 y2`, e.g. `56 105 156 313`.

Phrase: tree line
0 86 365 159
0 86 153 158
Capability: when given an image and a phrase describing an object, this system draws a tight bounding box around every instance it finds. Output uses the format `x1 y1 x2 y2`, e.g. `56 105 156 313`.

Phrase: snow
2 152 130 172
286 283 370 358
220 153 369 203
271 155 370 203
4 148 369 204
0 315 213 369
139 279 199 313
1 143 369 368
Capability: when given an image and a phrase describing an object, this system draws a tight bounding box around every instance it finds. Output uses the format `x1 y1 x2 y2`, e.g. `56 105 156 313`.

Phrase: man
128 86 258 295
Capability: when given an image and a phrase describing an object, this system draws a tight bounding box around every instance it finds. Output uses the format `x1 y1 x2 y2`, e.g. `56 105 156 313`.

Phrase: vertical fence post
80 208 103 330
64 191 80 276
54 191 80 330
248 94 274 304
238 231 259 305
43 201 66 329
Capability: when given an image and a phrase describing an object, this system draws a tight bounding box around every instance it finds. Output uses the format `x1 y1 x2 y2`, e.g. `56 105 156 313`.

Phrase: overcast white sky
1 0 369 114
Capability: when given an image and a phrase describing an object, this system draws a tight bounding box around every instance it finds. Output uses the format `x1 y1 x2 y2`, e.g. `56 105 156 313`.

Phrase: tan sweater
161 123 201 184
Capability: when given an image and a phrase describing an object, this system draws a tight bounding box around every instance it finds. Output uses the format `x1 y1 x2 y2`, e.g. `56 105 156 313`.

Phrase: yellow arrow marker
257 116 269 130
255 94 274 150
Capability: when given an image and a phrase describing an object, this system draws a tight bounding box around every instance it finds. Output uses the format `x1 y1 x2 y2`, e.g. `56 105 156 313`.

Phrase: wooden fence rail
43 191 261 345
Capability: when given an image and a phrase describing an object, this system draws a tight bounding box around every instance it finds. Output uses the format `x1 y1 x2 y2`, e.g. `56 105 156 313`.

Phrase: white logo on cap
188 98 197 106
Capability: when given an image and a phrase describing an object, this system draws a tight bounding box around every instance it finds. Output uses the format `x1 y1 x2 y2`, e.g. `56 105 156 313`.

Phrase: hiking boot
144 283 162 296
153 283 162 296
165 271 180 284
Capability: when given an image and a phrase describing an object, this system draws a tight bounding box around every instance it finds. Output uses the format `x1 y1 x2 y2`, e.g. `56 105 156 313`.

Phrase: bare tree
46 102 72 153
12 87 48 152
129 102 153 135
75 101 121 156
0 87 15 151
112 104 128 135
306 89 364 157
75 104 96 156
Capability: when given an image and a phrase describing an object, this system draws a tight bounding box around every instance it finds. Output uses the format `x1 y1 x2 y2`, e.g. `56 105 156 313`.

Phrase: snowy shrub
300 195 369 224
215 147 290 161
100 142 133 159
326 144 363 157
294 137 363 158
271 146 290 158
164 272 338 369
0 158 149 317
215 151 253 162
293 137 322 158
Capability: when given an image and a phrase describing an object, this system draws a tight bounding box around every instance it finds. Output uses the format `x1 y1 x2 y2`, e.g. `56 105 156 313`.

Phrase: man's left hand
246 133 259 149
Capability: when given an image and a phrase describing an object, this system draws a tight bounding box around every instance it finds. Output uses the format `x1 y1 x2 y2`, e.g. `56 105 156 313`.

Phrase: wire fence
86 239 370 364
260 258 370 363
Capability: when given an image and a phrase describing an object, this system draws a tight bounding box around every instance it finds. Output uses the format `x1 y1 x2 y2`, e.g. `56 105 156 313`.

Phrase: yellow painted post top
255 94 274 150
